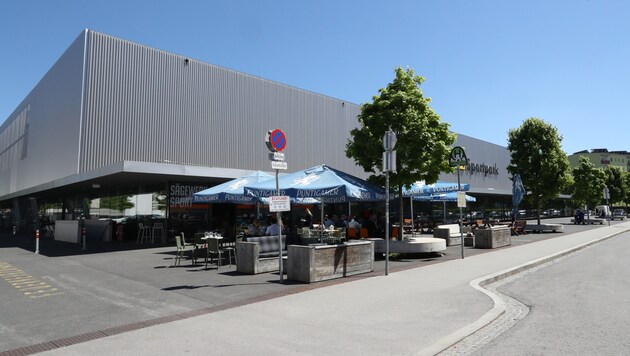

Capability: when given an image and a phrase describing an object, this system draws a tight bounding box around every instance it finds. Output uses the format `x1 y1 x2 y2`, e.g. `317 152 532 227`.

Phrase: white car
612 209 626 220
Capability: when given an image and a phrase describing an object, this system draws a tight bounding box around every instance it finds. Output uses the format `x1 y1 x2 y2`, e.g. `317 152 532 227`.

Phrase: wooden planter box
287 241 374 283
474 227 511 249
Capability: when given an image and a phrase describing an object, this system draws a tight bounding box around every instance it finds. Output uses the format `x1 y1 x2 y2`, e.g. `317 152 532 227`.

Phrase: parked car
612 209 626 220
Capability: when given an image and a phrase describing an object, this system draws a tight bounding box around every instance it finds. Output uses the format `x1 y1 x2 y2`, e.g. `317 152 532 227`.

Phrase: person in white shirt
348 216 361 230
266 216 281 236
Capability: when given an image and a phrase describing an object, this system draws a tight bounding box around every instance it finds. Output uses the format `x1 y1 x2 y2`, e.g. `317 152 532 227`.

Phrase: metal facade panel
81 31 365 178
440 133 512 195
0 32 85 197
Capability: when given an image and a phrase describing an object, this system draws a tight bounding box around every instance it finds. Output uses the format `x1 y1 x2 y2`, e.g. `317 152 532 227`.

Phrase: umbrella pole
320 199 324 243
410 197 414 238
443 201 447 221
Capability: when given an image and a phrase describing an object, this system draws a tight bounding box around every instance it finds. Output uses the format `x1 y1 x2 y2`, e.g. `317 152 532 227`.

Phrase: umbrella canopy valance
403 180 470 197
244 165 386 203
193 171 274 204
413 192 476 202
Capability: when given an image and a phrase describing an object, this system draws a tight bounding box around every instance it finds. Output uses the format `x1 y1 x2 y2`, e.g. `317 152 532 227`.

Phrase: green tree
603 166 627 205
507 118 571 225
571 156 606 216
346 67 455 230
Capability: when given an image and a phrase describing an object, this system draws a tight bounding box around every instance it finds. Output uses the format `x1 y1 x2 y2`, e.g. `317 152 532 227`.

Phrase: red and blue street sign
266 129 287 152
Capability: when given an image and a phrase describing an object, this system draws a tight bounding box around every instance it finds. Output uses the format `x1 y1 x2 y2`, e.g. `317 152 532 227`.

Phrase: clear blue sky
2 0 629 155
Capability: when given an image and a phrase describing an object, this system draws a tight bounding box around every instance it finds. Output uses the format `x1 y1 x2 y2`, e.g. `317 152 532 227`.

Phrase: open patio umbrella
244 165 385 202
244 165 386 241
193 171 274 204
402 180 470 196
403 180 471 234
413 192 476 202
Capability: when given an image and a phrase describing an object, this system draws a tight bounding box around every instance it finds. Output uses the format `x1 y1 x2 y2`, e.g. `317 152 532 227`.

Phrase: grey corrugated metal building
0 29 513 238
0 29 366 233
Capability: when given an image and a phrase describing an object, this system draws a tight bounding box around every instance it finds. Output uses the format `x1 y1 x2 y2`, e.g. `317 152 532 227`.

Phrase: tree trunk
536 197 541 227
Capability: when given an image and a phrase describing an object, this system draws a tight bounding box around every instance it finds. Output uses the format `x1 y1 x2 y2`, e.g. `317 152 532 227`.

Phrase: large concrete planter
287 241 374 283
474 227 511 249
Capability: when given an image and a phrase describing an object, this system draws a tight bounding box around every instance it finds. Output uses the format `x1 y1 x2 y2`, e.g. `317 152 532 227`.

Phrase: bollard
13 225 16 235
82 226 87 251
35 229 40 254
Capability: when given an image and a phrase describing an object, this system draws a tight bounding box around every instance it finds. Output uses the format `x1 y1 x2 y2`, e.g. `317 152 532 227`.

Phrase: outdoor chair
205 238 226 269
347 228 357 239
359 228 369 239
391 227 399 240
180 232 195 248
221 235 240 266
173 236 191 266
403 219 413 233
152 223 165 244
511 220 527 236
136 223 152 244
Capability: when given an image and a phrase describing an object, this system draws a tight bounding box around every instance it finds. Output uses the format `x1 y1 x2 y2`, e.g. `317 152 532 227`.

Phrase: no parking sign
265 129 287 152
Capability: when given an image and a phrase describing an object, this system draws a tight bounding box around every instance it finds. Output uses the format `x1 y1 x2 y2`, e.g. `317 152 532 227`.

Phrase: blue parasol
413 192 476 202
193 171 274 204
511 174 526 218
244 164 386 203
402 180 470 197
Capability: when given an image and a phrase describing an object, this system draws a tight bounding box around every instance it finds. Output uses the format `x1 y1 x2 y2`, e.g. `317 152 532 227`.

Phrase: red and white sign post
266 129 289 282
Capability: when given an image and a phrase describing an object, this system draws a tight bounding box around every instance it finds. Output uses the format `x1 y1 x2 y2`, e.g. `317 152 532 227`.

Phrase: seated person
324 215 334 229
576 210 585 224
266 216 281 236
246 219 260 235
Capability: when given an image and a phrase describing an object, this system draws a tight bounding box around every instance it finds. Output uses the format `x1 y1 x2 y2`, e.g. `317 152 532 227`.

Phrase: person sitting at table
300 208 313 228
266 216 281 236
334 215 346 228
324 215 334 229
347 216 361 237
247 219 260 236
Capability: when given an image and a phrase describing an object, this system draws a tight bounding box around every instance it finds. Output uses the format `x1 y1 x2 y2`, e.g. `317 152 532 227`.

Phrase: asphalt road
473 231 630 355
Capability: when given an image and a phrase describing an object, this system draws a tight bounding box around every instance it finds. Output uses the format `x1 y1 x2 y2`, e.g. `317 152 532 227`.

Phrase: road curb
419 226 630 356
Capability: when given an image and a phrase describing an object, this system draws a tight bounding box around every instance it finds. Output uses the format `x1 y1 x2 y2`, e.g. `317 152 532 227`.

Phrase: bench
433 223 469 246
236 235 287 274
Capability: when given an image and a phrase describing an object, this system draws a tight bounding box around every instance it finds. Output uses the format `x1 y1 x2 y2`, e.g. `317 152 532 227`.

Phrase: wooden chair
391 227 399 240
511 220 527 236
403 219 413 233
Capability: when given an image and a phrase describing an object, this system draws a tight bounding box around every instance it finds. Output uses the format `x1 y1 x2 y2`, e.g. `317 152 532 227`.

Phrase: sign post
604 187 610 226
382 129 397 276
449 146 468 259
266 129 287 282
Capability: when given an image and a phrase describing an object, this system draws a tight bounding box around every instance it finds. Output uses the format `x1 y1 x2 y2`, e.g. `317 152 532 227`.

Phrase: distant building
568 149 630 172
